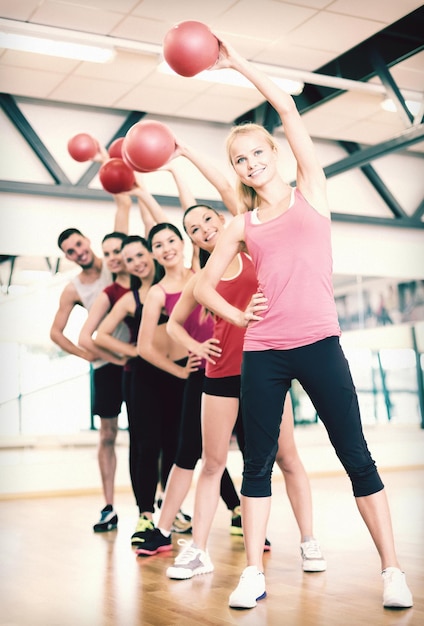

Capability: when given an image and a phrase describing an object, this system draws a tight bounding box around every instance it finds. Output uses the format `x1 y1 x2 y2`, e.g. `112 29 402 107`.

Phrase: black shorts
203 375 241 398
92 363 124 418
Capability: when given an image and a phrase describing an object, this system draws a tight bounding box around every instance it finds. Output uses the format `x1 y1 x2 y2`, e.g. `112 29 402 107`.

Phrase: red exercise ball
67 133 98 162
108 137 125 159
123 120 176 172
163 20 219 77
99 158 135 194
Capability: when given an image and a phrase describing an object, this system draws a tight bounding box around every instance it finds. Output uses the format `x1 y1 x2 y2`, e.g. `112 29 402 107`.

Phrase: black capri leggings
241 336 384 498
175 368 241 511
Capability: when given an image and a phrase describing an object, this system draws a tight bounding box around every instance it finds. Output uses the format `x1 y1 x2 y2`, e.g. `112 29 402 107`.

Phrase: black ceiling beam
0 179 421 229
0 93 72 185
295 7 424 115
412 199 424 221
324 123 424 178
339 141 409 219
369 47 414 126
77 110 146 186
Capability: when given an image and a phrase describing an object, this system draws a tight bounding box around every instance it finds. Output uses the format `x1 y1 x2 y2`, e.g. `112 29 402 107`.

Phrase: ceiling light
0 31 115 63
158 61 304 96
381 97 422 116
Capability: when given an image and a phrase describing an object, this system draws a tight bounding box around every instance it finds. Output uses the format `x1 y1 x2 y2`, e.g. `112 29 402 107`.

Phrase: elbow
50 327 58 344
137 343 146 359
166 319 175 341
193 281 205 307
78 334 89 351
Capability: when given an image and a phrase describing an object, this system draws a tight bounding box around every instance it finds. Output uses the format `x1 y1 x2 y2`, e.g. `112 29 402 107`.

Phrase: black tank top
126 289 168 344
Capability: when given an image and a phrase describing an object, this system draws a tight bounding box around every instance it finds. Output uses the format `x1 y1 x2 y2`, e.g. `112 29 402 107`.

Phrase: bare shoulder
226 212 246 240
60 280 81 306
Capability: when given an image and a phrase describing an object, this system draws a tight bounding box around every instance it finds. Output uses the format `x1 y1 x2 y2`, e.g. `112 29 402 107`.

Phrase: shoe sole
136 544 172 556
229 591 267 609
302 562 327 572
93 523 117 533
166 564 214 580
171 526 192 534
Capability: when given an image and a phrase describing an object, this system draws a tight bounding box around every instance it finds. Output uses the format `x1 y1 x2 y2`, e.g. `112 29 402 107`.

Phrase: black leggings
175 368 240 511
241 336 384 498
125 357 186 514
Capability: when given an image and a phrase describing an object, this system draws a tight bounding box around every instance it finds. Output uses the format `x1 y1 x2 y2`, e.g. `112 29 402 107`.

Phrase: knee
100 422 118 447
200 453 226 477
274 449 302 475
346 463 384 497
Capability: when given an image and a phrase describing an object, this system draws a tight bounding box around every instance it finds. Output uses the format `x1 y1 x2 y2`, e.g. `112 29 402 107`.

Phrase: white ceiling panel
328 0 424 24
287 11 386 54
29 0 125 35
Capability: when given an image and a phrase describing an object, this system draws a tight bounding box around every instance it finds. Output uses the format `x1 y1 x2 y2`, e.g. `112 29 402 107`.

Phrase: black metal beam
369 47 414 126
324 123 424 178
0 93 72 185
412 199 424 221
0 179 422 229
339 141 409 219
294 7 424 116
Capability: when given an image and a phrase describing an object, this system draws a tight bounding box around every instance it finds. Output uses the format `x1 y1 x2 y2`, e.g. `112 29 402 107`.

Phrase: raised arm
113 192 131 234
167 273 221 364
130 174 169 224
78 291 126 365
212 38 328 215
175 140 238 216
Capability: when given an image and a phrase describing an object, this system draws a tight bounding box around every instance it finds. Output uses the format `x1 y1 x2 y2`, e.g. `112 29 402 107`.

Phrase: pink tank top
159 285 214 368
243 188 341 350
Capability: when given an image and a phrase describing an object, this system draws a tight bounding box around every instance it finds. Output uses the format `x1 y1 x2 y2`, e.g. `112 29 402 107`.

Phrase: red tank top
206 252 257 378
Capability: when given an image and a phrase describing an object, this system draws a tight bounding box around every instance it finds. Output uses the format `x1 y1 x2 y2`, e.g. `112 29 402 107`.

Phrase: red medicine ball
123 120 175 172
99 158 135 194
67 133 98 162
163 21 219 77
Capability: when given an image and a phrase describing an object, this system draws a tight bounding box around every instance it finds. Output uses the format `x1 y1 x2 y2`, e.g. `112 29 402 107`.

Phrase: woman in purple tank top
194 38 412 611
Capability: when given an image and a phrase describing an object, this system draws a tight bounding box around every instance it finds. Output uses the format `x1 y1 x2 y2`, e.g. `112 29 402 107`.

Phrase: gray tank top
72 261 129 367
71 261 111 311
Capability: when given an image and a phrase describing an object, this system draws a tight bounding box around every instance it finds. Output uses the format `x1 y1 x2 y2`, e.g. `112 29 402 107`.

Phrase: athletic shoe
300 539 327 572
166 539 214 579
230 506 243 536
171 510 192 534
231 507 271 552
135 528 172 556
229 566 266 609
382 567 413 608
131 515 155 546
93 505 118 533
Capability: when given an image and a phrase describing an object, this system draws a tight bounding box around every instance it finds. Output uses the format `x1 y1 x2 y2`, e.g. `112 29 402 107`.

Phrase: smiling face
150 227 184 269
183 206 225 253
121 241 154 279
102 237 126 275
228 127 278 189
60 233 94 269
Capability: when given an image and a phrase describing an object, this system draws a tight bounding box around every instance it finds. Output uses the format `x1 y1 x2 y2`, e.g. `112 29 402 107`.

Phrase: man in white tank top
50 193 131 533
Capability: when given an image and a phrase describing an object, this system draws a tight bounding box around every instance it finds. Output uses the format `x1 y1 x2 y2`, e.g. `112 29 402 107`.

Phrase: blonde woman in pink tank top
194 38 413 612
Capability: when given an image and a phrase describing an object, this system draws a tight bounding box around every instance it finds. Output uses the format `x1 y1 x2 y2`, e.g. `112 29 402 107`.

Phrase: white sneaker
300 539 327 572
229 566 266 609
166 539 214 580
382 567 413 608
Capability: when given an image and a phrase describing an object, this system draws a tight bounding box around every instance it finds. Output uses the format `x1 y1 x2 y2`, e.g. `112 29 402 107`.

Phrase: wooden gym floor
0 465 423 626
